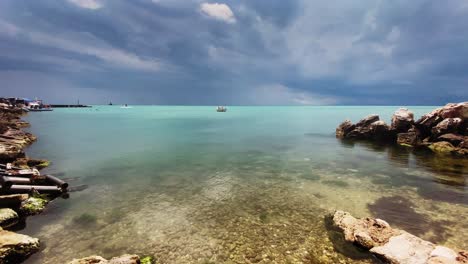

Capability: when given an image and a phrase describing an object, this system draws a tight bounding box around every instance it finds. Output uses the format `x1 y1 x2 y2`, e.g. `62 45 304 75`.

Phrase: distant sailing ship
216 106 227 112
108 101 113 105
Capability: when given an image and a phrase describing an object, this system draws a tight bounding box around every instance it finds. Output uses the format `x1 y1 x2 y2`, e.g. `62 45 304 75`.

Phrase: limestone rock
370 232 435 264
439 102 468 119
356 114 380 128
0 209 18 228
109 254 140 264
391 108 414 132
397 131 421 147
432 118 463 138
0 229 40 263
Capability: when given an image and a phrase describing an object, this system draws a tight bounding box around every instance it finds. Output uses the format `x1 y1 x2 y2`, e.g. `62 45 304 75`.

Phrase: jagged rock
437 134 465 146
0 209 18 228
459 140 468 149
356 114 380 128
67 255 140 264
370 121 395 141
0 228 40 263
432 118 463 138
0 194 29 208
331 210 399 249
391 108 414 132
415 109 444 136
370 232 435 264
336 120 355 139
429 141 456 154
439 102 468 119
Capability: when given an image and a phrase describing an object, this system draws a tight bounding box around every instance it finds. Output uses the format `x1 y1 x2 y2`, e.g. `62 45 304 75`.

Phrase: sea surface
20 106 467 264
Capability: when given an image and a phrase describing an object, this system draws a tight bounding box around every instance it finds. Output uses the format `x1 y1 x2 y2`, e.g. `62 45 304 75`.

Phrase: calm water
19 106 467 264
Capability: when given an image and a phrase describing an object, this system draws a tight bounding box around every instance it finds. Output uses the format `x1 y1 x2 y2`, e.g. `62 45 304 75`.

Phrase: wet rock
356 114 380 128
0 228 40 263
370 232 435 264
336 120 355 139
371 121 395 141
428 246 459 264
13 158 50 170
391 108 414 132
397 131 421 147
67 255 140 264
429 141 456 154
415 109 444 137
343 115 381 140
67 256 107 264
432 118 463 138
0 128 36 162
0 194 29 208
0 209 19 228
437 134 465 146
19 196 48 216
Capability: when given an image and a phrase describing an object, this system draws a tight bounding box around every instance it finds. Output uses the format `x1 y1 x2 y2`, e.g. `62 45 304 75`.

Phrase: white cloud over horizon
200 3 236 24
251 84 338 105
68 0 103 10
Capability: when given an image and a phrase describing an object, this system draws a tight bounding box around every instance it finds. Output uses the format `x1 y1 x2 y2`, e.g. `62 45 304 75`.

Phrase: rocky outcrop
336 102 468 156
67 254 141 264
330 211 468 264
19 196 48 216
0 227 40 263
336 115 395 141
391 108 414 132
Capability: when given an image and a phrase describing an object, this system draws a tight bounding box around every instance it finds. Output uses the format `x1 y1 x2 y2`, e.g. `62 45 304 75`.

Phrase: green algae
72 213 97 227
140 256 155 264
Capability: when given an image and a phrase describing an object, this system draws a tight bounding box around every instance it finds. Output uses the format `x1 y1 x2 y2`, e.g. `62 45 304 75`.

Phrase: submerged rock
67 254 140 264
428 141 456 154
0 209 19 228
0 228 40 263
336 120 355 139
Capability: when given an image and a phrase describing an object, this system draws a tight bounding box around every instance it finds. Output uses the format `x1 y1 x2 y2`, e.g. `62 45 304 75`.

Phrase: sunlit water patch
17 106 467 263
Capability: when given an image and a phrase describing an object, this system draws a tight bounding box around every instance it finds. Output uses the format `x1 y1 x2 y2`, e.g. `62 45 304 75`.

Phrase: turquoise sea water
20 106 467 263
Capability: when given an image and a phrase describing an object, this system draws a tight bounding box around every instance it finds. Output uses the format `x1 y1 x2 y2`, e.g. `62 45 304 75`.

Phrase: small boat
120 104 132 109
26 99 53 111
108 101 113 105
216 106 227 112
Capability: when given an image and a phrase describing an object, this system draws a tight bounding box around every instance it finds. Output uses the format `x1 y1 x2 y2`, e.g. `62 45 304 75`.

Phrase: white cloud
200 3 236 23
251 84 338 105
68 0 102 10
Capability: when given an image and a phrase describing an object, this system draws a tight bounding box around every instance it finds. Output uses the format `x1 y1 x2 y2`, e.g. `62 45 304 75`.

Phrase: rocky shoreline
330 211 468 264
336 102 468 156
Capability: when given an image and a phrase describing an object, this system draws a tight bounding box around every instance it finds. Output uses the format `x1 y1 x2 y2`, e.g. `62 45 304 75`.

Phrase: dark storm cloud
0 0 466 105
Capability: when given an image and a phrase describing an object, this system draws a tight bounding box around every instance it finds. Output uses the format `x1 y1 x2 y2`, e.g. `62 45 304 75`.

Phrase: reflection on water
16 106 467 263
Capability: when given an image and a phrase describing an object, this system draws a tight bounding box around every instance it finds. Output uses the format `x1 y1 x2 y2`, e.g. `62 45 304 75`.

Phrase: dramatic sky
0 0 467 105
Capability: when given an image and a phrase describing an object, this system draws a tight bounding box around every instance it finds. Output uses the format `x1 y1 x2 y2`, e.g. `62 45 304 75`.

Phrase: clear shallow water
18 106 467 263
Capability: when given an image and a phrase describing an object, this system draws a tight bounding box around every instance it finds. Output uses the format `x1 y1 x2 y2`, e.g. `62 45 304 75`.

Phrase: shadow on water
367 195 455 243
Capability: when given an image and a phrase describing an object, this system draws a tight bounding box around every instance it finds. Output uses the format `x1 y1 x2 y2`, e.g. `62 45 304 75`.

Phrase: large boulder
370 121 395 141
415 109 444 136
355 114 380 128
439 102 468 119
344 115 381 140
391 108 414 132
0 209 18 228
19 197 48 216
428 141 456 154
0 228 40 263
432 118 463 138
397 132 421 147
0 194 29 208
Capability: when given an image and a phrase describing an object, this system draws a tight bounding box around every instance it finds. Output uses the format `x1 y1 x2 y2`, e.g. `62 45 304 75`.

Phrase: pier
50 104 92 108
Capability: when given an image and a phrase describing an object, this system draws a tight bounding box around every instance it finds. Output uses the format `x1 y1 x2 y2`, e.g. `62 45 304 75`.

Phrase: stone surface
0 209 19 228
370 232 435 264
391 108 414 132
67 255 140 264
439 102 468 119
336 120 355 139
19 197 48 215
437 134 465 146
397 131 421 147
432 118 463 138
0 228 40 263
67 256 107 264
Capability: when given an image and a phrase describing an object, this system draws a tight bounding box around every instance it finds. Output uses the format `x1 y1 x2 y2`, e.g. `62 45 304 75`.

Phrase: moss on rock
19 197 48 216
